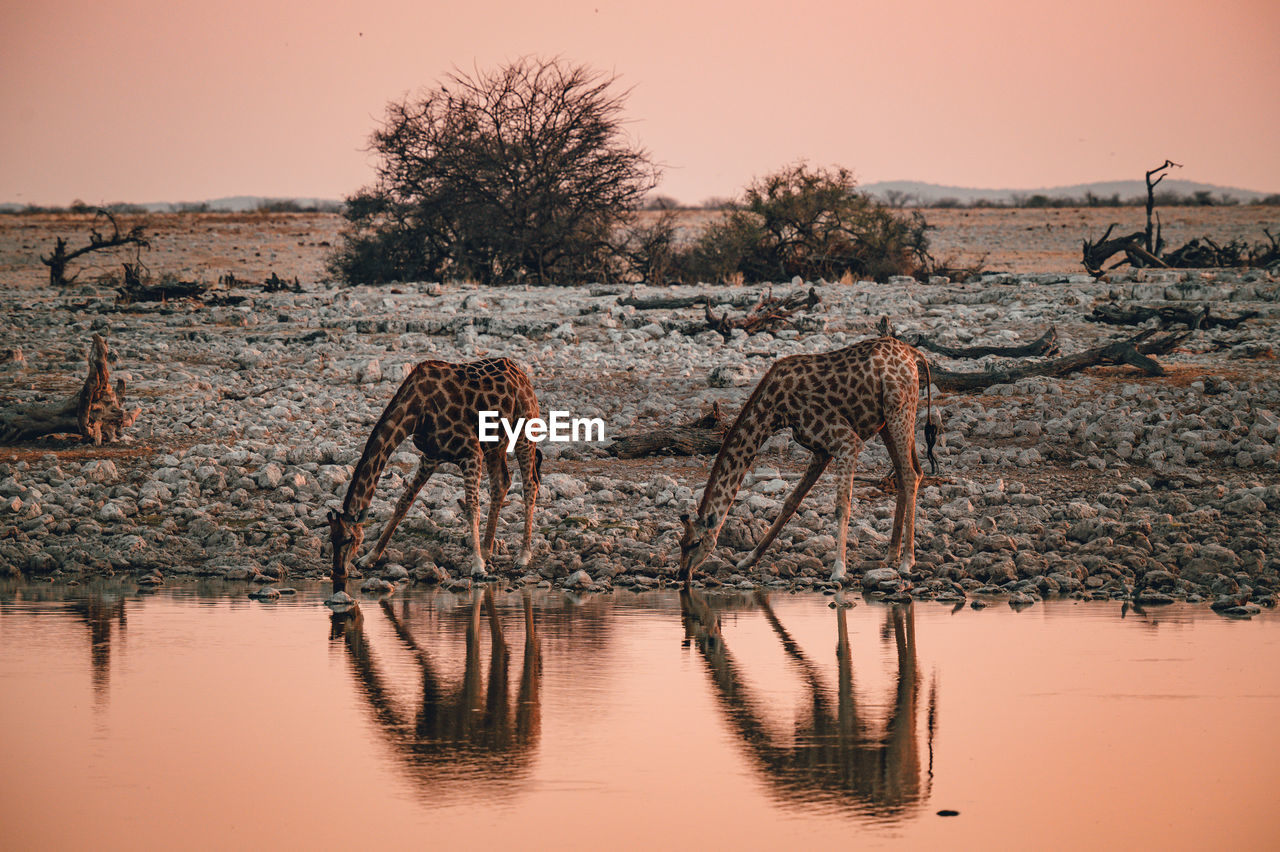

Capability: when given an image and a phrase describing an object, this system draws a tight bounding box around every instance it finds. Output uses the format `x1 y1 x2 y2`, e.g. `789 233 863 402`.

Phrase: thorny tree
330 57 659 286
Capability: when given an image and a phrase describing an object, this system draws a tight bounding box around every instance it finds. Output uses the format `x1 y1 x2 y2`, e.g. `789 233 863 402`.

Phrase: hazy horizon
4 174 1274 212
4 0 1277 207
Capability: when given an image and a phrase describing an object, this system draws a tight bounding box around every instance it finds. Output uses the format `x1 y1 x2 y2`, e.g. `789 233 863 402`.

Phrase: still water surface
1 582 1277 850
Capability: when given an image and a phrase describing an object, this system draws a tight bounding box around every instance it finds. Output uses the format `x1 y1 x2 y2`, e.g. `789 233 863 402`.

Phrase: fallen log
703 287 820 339
1088 302 1257 330
116 276 209 304
907 326 1060 359
618 289 796 311
619 294 709 310
607 402 732 459
930 329 1191 393
0 335 140 444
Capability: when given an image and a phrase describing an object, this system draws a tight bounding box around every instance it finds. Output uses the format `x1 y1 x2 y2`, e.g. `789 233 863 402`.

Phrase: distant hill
0 196 343 213
862 179 1273 205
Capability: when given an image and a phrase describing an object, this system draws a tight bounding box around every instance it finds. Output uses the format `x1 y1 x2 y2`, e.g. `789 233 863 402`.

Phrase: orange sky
2 0 1277 205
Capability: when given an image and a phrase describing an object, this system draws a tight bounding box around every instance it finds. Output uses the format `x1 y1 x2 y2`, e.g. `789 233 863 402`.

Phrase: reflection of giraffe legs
682 591 932 811
361 458 437 568
737 452 831 572
515 592 541 742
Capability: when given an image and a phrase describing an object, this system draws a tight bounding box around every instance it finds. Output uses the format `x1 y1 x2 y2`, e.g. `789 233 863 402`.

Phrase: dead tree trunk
0 335 140 444
607 402 733 458
1145 159 1180 254
907 326 1059 359
929 329 1191 393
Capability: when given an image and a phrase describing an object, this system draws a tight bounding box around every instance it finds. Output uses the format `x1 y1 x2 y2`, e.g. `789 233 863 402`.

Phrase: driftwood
1088 303 1257 330
0 335 139 444
703 287 820 339
618 290 790 311
1161 233 1280 269
930 329 1191 393
607 402 732 459
620 294 710 310
40 210 150 287
262 272 302 293
1082 224 1167 276
116 272 209 305
907 326 1060 359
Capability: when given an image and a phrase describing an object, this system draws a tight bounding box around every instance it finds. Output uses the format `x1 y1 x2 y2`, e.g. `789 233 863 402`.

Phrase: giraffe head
327 507 369 583
677 512 720 584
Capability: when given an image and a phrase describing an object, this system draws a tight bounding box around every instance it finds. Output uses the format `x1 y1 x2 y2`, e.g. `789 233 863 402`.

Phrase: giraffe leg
459 451 486 576
358 458 437 569
482 452 511 562
514 440 539 568
828 432 865 584
736 452 831 571
882 417 922 574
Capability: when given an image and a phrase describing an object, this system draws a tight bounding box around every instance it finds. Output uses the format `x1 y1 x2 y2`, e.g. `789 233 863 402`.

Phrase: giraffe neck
342 375 422 517
342 434 395 518
697 394 775 530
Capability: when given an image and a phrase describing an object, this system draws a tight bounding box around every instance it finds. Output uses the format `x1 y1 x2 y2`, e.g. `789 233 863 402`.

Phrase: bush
328 57 658 286
673 164 932 283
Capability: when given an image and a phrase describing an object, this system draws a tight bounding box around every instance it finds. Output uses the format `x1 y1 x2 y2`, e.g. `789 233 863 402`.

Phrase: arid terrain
1 206 1277 612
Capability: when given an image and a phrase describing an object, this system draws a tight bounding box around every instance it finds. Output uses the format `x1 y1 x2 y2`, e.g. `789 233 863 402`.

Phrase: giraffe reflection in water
68 593 127 711
680 590 937 817
329 587 541 792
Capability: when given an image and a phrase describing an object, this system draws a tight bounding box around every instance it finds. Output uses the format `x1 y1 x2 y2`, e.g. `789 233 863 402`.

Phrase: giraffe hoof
735 555 757 571
515 550 532 569
829 562 847 583
470 558 487 577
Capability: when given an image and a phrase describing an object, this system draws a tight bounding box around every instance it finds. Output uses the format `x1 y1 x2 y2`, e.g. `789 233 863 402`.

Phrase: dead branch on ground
930 328 1191 393
906 326 1060 359
703 287 820 339
1088 303 1257 330
1082 224 1167 276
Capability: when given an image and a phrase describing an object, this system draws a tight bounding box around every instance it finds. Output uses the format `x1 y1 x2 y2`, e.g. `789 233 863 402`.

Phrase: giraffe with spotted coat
327 357 541 592
678 336 936 586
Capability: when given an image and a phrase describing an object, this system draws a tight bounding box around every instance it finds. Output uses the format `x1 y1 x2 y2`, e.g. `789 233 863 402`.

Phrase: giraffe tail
917 350 938 475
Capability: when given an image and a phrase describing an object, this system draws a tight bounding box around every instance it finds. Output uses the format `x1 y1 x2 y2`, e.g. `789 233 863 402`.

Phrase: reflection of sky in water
1 584 1277 849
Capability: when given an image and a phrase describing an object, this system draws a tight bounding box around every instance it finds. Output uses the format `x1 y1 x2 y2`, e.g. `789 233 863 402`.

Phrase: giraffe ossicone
677 336 936 586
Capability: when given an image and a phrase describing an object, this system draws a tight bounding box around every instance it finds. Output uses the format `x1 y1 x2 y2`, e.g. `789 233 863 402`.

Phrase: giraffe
327 357 542 592
678 336 936 586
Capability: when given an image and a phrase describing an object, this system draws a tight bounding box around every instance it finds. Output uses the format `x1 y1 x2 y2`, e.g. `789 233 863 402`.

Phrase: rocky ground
1 211 1278 614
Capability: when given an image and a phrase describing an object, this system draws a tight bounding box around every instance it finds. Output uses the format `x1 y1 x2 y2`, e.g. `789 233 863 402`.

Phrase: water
2 582 1277 850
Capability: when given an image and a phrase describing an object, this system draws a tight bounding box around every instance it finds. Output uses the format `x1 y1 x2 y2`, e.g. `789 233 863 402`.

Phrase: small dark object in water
937 809 960 817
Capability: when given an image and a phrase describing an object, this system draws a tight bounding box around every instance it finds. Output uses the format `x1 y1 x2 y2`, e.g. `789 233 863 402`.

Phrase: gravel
1 267 1277 613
